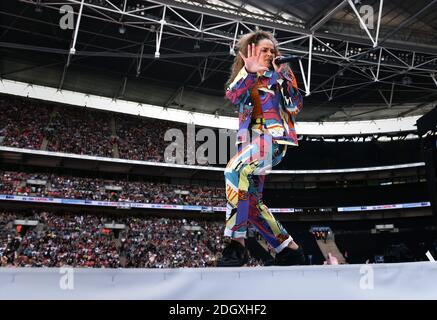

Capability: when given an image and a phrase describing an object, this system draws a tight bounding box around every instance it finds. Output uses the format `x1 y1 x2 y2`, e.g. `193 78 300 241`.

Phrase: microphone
274 55 302 64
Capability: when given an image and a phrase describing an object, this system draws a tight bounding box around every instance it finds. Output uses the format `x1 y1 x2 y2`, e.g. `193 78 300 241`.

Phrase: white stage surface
1 262 436 299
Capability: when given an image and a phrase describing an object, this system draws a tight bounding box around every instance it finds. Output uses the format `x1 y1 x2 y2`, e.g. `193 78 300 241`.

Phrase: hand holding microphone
274 55 302 64
271 55 301 73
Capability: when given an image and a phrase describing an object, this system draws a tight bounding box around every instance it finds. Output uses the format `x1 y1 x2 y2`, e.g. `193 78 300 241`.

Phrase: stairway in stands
110 116 120 158
316 238 346 264
40 108 57 150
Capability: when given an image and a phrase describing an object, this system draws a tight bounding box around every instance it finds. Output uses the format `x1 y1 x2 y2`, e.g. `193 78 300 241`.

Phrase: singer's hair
226 29 280 89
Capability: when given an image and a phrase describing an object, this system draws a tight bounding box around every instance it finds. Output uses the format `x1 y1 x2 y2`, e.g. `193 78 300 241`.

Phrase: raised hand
239 43 269 74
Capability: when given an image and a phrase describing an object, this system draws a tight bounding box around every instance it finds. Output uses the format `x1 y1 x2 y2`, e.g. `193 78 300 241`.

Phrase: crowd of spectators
116 116 173 162
0 96 50 149
46 106 115 157
0 210 262 268
0 170 226 206
16 212 120 268
0 95 216 165
120 217 224 268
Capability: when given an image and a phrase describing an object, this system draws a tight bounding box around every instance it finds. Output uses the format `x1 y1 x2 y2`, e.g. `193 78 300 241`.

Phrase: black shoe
264 258 275 266
217 240 249 267
274 246 306 266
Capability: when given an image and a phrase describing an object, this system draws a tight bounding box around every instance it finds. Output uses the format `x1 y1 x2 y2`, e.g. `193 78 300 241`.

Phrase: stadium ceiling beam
163 37 231 107
346 0 383 47
0 5 28 41
10 39 437 78
398 97 437 117
69 0 85 56
339 105 399 120
146 0 437 54
375 0 384 47
0 8 144 47
315 85 437 122
0 40 234 60
136 41 145 77
309 0 348 32
311 71 396 112
318 4 437 51
55 0 435 53
0 40 236 82
431 73 437 88
59 0 85 90
310 38 437 97
311 80 390 96
18 0 437 99
380 0 437 44
239 0 280 21
322 29 437 55
377 89 390 108
2 5 235 65
388 81 395 108
298 35 313 96
27 0 437 56
147 0 307 29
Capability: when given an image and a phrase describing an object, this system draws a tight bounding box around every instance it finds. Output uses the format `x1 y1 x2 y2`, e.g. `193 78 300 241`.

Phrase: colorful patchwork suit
224 65 303 252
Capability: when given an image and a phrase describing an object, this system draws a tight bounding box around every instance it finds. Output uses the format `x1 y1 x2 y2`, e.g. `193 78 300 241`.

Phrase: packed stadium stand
2 0 437 301
0 92 435 270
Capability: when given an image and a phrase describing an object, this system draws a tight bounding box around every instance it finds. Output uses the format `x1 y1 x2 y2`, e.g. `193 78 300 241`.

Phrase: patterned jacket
225 66 303 145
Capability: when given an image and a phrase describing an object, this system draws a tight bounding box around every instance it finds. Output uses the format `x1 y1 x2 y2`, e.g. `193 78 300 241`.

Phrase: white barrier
0 262 436 300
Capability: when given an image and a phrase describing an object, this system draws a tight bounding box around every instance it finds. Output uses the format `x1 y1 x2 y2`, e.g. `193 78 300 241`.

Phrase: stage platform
1 262 436 299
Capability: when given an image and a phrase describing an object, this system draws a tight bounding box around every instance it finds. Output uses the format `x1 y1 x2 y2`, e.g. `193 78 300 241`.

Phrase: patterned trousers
224 129 293 253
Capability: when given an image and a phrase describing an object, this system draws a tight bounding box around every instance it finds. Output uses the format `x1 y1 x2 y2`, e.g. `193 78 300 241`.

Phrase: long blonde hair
226 29 280 89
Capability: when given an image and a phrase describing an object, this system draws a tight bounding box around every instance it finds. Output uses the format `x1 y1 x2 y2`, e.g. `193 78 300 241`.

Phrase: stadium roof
1 0 437 121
